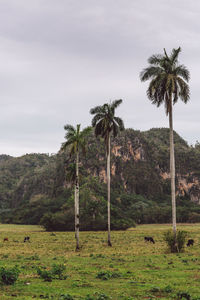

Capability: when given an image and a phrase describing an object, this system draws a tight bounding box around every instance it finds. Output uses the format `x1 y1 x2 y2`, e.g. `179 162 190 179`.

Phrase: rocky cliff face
105 128 200 203
0 128 200 210
177 174 200 204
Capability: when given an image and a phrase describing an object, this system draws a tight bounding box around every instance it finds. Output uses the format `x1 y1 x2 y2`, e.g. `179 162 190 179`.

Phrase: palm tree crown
90 99 124 151
140 47 190 114
61 124 92 155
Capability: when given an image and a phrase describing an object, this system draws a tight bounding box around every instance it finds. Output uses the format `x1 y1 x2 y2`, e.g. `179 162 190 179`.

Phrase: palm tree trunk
169 98 176 235
107 133 112 246
75 151 80 250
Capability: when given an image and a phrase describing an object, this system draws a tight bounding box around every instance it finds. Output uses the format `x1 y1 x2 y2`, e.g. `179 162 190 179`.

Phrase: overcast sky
0 0 199 156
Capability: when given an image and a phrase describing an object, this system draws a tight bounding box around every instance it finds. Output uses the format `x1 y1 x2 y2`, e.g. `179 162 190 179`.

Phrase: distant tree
195 141 200 151
90 100 124 246
61 124 91 250
140 47 190 235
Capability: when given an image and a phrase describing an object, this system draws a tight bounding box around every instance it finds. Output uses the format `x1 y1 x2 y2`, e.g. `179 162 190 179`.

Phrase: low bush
177 291 191 300
96 271 121 280
95 294 111 300
51 264 67 279
59 294 74 300
0 266 20 285
85 294 111 300
163 230 187 253
37 264 67 281
36 268 53 282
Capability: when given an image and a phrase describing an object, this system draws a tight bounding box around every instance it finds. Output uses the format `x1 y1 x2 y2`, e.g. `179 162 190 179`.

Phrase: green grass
0 223 199 299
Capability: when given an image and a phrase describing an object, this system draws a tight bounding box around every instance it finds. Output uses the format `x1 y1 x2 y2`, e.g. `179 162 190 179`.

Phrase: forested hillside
0 128 200 229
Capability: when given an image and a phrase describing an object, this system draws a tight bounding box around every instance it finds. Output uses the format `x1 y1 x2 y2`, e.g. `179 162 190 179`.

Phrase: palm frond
163 48 168 57
94 120 104 137
64 124 75 133
90 105 104 115
148 54 163 65
176 77 190 103
61 138 75 150
175 65 190 82
169 47 181 64
64 130 76 140
76 124 81 135
91 114 102 127
110 99 123 110
140 66 163 81
172 80 178 104
112 123 119 138
113 116 125 131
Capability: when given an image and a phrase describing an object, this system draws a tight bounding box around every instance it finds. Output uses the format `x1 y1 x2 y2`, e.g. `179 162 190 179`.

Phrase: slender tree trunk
75 151 80 250
169 98 176 235
107 133 112 246
74 184 77 245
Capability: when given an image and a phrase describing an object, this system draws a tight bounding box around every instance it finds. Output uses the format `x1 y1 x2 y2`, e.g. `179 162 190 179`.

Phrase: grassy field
0 224 199 300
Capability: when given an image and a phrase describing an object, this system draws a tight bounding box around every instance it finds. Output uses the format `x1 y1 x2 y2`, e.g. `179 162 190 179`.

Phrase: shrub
111 218 136 230
0 266 20 285
163 230 187 253
96 294 111 300
96 271 121 280
96 271 112 280
177 291 191 299
150 286 160 293
36 268 53 282
40 211 74 231
163 285 173 293
51 264 67 279
85 295 111 300
59 294 74 300
37 264 67 281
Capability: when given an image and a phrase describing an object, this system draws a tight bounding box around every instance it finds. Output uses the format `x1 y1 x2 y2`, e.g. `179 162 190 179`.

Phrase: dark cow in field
3 237 8 242
144 236 155 244
187 239 194 247
24 236 30 242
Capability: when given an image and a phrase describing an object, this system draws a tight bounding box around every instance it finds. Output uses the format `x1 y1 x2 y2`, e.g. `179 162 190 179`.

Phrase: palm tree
90 100 124 246
61 124 91 250
140 47 190 235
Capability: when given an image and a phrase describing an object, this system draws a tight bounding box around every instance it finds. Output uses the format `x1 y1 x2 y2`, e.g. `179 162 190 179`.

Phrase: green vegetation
0 128 199 229
37 263 67 281
0 224 199 299
163 230 187 253
0 266 20 285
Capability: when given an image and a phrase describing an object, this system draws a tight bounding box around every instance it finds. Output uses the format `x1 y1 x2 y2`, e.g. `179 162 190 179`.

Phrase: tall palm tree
90 100 124 246
140 47 190 235
61 124 91 250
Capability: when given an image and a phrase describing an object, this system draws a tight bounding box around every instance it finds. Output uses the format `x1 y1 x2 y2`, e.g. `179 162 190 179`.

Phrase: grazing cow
3 238 8 242
187 239 194 247
144 236 155 244
24 236 30 242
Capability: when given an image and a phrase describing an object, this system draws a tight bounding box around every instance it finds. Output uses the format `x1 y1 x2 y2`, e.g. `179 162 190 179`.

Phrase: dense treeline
0 128 200 230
